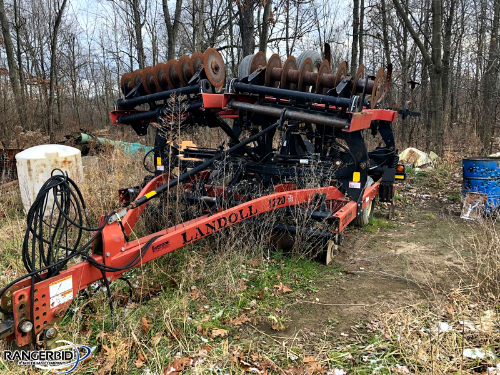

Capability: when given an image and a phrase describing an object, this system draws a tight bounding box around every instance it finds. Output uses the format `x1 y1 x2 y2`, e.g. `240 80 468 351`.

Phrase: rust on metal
280 56 297 90
203 48 225 88
141 66 157 94
177 55 193 86
191 52 204 73
152 63 171 92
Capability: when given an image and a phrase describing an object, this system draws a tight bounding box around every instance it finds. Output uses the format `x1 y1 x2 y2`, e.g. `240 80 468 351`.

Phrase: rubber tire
353 176 375 227
238 54 254 78
297 50 322 71
353 199 374 227
318 240 337 265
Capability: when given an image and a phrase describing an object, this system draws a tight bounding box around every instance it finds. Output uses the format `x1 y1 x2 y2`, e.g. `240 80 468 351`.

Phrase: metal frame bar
2 173 382 346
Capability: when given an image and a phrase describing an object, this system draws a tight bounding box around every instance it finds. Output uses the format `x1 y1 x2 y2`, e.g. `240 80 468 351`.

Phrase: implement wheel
353 176 375 227
353 198 374 227
318 234 342 265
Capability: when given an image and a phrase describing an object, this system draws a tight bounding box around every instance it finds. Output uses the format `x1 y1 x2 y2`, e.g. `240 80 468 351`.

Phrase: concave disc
371 67 384 109
297 57 314 92
265 54 282 87
281 56 297 90
352 64 365 94
250 51 267 74
166 59 182 88
191 52 204 73
177 55 193 86
334 61 348 87
132 69 143 88
120 72 134 95
141 66 157 94
203 48 225 88
152 63 171 92
315 60 331 94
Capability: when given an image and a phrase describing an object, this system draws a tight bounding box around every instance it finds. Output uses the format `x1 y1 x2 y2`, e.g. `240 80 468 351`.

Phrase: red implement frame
2 172 384 346
110 94 397 130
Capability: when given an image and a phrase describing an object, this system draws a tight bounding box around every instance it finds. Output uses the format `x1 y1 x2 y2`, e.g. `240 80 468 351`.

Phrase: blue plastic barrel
462 157 500 213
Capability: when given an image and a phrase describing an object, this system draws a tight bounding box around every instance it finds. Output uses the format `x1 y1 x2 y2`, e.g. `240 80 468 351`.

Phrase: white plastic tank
15 145 84 214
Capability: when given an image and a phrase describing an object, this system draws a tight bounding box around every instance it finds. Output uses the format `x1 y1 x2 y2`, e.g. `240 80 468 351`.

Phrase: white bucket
15 145 84 214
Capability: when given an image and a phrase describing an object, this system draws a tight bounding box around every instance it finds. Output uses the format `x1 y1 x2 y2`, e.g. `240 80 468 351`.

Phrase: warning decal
349 181 361 189
49 275 73 308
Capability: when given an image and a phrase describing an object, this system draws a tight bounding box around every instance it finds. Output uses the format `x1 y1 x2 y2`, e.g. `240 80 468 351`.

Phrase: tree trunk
0 0 23 124
163 0 183 60
47 0 68 142
259 0 272 53
229 0 237 76
393 0 444 154
351 0 359 75
380 0 393 116
13 0 26 117
430 0 444 154
196 0 205 51
480 0 500 149
238 0 255 56
358 0 364 67
132 0 145 69
442 0 456 116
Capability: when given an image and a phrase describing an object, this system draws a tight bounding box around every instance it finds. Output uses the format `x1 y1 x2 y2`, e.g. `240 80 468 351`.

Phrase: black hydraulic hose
121 115 284 212
233 81 353 108
118 83 202 108
229 100 350 129
143 148 156 173
116 100 203 124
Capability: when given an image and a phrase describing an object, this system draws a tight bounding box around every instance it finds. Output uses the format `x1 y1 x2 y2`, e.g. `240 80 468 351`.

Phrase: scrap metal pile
0 47 416 348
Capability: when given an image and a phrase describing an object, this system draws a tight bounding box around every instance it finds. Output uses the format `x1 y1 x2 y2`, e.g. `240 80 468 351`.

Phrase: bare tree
238 0 256 56
479 0 500 149
163 0 183 59
0 0 23 123
48 0 68 141
392 0 447 154
358 0 364 67
351 0 359 75
259 0 272 53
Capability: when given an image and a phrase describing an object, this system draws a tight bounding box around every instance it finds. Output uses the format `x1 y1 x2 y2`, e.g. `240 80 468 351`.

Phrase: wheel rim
325 240 337 265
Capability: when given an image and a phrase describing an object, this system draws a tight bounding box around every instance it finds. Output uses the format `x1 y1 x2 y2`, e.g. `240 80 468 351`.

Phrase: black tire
318 234 342 265
353 177 375 227
297 50 322 71
238 54 254 78
353 199 375 227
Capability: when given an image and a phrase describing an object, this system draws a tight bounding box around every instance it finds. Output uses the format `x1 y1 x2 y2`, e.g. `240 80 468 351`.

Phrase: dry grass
0 144 499 374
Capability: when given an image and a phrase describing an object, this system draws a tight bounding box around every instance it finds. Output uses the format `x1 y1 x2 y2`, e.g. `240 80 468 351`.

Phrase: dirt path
276 197 471 338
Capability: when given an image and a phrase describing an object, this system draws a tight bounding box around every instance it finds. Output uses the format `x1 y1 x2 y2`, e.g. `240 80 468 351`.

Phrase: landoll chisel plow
0 48 417 348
